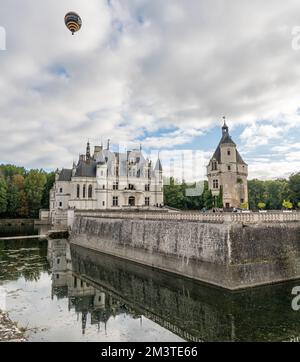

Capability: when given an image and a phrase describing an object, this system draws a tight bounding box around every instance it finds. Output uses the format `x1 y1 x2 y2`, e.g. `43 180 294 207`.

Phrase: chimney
94 145 101 158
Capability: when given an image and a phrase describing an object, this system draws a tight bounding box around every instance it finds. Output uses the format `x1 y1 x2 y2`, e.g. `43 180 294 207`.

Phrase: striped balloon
65 12 82 35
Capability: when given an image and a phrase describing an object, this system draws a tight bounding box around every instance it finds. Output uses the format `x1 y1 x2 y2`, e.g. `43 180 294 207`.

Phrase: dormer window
212 161 217 171
227 149 231 156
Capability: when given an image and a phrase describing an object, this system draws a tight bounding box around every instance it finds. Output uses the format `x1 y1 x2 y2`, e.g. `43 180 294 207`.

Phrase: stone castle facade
50 142 163 223
207 120 248 209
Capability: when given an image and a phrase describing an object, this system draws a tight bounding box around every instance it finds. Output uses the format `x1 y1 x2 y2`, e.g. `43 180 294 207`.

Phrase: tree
282 200 293 210
216 186 223 208
297 201 300 209
204 189 214 209
0 164 26 179
248 179 266 210
12 174 25 190
163 178 185 209
288 172 300 206
0 176 8 215
17 191 29 218
7 183 19 217
41 172 55 209
24 170 47 217
258 202 266 210
241 202 249 210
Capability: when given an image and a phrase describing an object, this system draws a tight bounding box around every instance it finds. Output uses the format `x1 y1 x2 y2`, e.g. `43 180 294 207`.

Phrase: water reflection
0 238 48 281
48 240 143 336
50 239 300 342
1 237 300 341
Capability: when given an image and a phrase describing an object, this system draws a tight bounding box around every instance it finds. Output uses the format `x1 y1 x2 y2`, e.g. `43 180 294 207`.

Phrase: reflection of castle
48 239 140 334
48 239 300 342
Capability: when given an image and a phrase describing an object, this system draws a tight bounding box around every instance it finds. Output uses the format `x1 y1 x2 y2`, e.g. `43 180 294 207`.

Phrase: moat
1 230 300 341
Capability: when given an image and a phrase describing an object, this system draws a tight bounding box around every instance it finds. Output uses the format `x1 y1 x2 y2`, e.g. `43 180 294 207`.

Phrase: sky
0 0 300 181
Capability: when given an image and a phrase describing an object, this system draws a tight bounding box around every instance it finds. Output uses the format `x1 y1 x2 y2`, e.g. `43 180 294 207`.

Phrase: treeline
248 173 300 210
0 164 55 218
164 172 300 211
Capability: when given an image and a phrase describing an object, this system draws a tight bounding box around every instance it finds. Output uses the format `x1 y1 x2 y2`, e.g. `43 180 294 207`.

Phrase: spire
222 116 229 135
155 157 163 172
107 139 110 150
86 140 91 161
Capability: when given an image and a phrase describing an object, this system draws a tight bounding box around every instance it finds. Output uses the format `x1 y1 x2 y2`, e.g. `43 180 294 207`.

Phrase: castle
49 119 247 224
49 142 163 223
207 119 248 209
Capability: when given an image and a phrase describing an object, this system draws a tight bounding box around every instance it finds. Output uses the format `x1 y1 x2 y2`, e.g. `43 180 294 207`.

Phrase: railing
74 210 300 224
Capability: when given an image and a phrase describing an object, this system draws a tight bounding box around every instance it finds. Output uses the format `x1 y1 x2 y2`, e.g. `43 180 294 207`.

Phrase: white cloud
240 124 284 149
0 0 300 179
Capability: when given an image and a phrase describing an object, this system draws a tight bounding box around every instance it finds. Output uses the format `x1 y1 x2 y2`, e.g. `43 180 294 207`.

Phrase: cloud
0 0 300 179
240 124 284 148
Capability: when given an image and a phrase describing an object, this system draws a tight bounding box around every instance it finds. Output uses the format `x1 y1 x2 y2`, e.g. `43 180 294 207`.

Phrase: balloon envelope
65 12 82 35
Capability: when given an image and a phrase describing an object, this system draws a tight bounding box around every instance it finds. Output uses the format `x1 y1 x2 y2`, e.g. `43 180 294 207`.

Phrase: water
1 231 300 341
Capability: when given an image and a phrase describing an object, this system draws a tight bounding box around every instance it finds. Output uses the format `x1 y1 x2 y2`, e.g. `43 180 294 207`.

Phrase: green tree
24 170 47 217
258 202 266 210
215 186 223 208
163 178 185 209
282 200 293 210
7 183 19 217
0 176 8 215
17 191 29 218
0 164 26 179
241 202 249 210
204 189 214 209
297 201 300 209
41 172 55 209
248 179 266 210
288 172 300 206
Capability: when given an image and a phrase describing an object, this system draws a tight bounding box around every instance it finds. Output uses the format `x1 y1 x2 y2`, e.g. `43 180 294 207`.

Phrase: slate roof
58 169 72 181
155 159 163 171
75 160 97 177
211 128 247 165
69 148 159 178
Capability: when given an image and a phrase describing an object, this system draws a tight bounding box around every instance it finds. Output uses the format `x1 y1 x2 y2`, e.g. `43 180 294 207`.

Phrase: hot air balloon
65 12 82 35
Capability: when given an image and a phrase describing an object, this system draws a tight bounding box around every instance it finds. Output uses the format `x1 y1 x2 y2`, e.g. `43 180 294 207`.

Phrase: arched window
88 185 93 198
83 185 86 198
77 184 80 198
129 196 135 206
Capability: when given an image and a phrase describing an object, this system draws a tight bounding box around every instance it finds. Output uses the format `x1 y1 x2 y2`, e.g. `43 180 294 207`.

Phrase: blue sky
1 0 300 181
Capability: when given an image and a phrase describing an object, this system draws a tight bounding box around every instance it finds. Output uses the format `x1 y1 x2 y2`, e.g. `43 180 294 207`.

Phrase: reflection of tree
0 239 48 282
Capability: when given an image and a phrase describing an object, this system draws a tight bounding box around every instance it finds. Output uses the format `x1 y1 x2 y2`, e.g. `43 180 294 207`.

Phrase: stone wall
0 219 35 238
70 215 300 290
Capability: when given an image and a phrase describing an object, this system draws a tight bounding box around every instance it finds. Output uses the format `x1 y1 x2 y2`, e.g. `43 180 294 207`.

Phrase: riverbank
0 310 26 342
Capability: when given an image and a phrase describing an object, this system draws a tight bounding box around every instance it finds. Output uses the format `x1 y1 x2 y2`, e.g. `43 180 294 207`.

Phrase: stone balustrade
74 209 300 224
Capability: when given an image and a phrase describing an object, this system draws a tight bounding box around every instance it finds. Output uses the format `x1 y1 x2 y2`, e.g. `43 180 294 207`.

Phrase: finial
222 116 229 134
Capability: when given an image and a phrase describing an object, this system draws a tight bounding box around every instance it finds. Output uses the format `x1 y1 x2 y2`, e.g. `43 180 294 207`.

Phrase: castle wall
70 213 300 290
